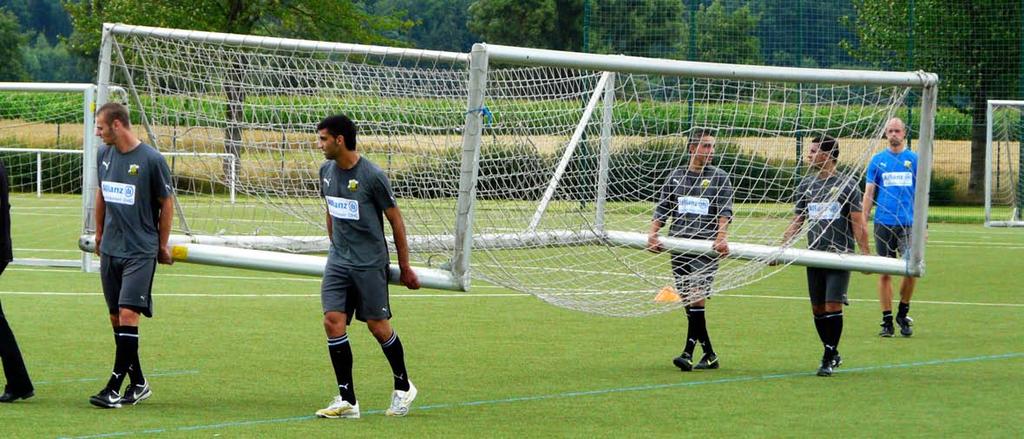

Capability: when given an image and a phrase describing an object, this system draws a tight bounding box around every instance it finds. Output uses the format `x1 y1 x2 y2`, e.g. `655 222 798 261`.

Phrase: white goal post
85 23 938 316
985 100 1024 227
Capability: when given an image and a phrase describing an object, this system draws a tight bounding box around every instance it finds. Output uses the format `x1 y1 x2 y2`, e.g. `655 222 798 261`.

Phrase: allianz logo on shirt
882 171 913 187
326 196 360 220
101 181 136 205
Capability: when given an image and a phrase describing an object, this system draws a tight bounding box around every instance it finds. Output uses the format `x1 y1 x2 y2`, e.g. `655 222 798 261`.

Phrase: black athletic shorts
100 255 156 317
806 267 850 305
670 253 718 295
874 223 911 258
321 260 392 323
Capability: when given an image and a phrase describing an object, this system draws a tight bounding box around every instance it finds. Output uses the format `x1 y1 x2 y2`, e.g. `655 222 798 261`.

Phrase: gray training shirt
319 157 397 269
96 143 173 259
794 174 863 253
654 165 734 240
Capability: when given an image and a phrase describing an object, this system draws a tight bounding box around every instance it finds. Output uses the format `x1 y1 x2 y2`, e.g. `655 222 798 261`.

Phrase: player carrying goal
648 129 733 372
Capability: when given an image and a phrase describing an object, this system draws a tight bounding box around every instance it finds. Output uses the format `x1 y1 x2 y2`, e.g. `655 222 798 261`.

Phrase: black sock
327 334 356 404
683 307 701 356
105 326 138 392
813 313 828 345
897 302 910 319
114 327 144 386
825 311 843 351
380 331 410 392
691 307 715 356
882 310 893 325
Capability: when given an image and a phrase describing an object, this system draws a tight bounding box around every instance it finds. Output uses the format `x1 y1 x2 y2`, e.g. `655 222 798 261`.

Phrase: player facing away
862 117 918 337
314 114 421 419
0 159 34 403
90 103 174 408
781 136 871 377
648 129 733 371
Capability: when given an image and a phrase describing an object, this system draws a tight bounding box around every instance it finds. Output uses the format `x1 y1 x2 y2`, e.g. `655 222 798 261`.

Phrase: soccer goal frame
88 23 939 294
985 100 1024 227
0 82 103 270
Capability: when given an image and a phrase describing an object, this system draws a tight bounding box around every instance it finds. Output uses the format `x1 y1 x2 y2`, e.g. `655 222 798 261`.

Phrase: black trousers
0 262 32 392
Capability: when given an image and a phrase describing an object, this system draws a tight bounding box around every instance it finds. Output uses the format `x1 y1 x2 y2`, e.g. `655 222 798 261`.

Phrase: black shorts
100 255 156 317
874 224 911 258
321 260 392 323
670 253 718 295
806 267 850 305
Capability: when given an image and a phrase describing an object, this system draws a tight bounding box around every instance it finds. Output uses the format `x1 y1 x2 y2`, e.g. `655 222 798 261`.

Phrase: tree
697 0 761 65
372 0 478 52
0 7 27 81
587 0 687 59
64 0 413 165
845 0 1021 199
468 0 583 51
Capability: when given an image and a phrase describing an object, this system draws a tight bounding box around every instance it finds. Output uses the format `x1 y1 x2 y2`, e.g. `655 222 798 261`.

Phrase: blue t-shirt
865 148 917 226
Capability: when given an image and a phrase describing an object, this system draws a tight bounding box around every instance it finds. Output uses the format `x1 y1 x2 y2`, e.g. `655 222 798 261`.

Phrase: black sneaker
122 381 151 405
672 353 694 371
879 322 895 338
896 316 914 337
694 353 719 370
817 358 833 377
89 388 123 409
831 353 843 369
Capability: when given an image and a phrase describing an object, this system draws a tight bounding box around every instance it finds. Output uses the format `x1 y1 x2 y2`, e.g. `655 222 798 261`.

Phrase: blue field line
60 352 1023 439
36 370 199 386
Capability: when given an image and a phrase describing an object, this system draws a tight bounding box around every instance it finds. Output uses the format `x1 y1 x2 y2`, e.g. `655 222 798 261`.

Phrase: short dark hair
317 114 357 151
687 128 716 149
97 102 131 128
812 134 839 160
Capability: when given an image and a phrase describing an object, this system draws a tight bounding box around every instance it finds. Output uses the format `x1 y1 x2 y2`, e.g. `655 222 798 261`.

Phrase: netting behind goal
986 100 1024 227
0 83 97 268
95 24 936 316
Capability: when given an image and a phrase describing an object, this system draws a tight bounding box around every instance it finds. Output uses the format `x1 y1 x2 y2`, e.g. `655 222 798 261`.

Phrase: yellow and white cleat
315 396 360 419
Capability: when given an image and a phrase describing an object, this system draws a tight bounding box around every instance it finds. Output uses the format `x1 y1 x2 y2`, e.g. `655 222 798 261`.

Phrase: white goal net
92 24 938 316
985 100 1024 227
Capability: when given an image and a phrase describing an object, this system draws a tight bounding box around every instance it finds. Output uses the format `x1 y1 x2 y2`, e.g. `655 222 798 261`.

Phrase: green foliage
372 0 478 52
0 7 27 81
587 0 687 58
468 0 583 51
0 0 71 44
697 0 762 64
929 175 957 206
21 32 93 82
64 0 414 58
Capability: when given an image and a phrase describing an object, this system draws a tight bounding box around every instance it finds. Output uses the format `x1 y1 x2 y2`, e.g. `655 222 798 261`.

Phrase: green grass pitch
0 212 1022 436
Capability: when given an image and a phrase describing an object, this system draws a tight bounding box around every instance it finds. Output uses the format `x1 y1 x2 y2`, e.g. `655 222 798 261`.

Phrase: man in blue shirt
862 117 918 337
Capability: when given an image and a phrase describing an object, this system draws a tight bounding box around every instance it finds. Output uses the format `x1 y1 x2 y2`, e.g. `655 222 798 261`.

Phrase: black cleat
879 322 895 338
896 316 914 337
831 353 843 369
0 388 34 403
89 388 123 409
122 381 151 405
673 353 694 371
817 358 833 377
694 353 719 370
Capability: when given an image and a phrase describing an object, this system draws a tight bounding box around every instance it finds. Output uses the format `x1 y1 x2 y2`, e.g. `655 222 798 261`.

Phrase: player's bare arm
385 206 420 290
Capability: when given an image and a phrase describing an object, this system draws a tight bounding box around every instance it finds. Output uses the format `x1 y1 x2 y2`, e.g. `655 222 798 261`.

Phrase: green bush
929 175 957 206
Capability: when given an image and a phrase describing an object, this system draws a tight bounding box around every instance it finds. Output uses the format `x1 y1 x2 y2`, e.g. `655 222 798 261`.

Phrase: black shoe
896 316 914 337
89 388 123 409
0 388 34 403
122 381 151 405
817 358 833 377
879 322 895 337
694 353 719 370
673 353 694 371
831 353 843 369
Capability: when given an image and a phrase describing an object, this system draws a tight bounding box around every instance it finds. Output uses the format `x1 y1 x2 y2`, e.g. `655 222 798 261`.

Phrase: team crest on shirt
128 164 140 176
701 179 711 188
903 160 912 169
829 186 838 195
348 179 359 191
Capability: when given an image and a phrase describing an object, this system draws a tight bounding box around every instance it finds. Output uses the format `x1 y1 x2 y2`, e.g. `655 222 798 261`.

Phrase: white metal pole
528 71 612 232
35 152 42 197
81 86 97 272
452 44 489 291
595 72 615 233
907 80 939 277
230 154 237 204
985 101 995 226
